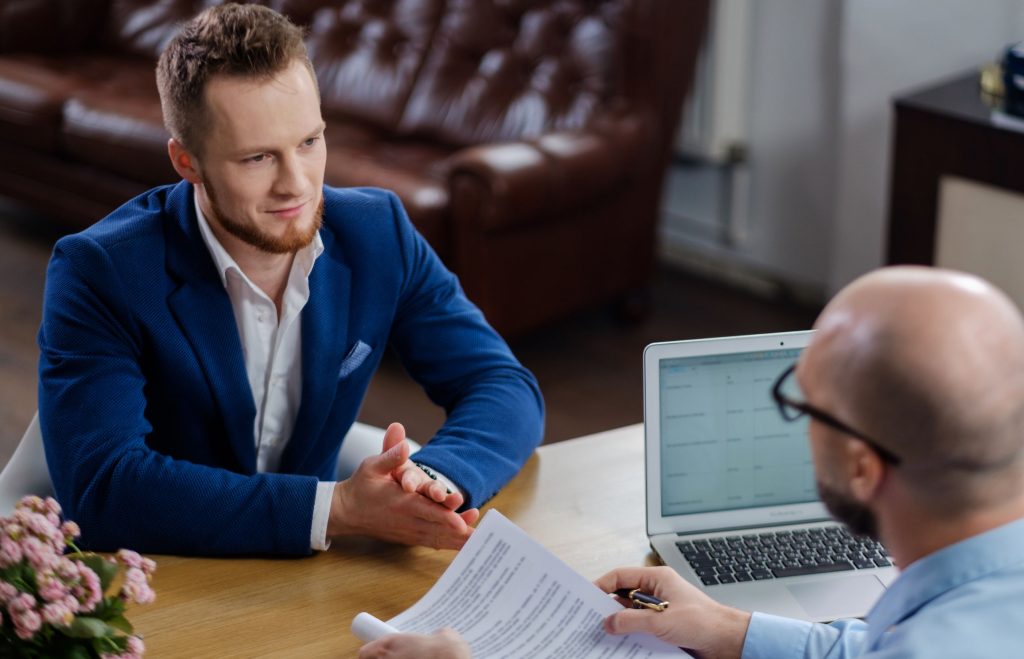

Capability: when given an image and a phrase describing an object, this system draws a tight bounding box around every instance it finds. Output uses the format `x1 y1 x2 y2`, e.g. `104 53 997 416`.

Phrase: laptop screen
659 348 816 518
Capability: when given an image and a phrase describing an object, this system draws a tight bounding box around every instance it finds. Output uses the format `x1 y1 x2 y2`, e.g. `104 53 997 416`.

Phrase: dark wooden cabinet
887 71 1024 265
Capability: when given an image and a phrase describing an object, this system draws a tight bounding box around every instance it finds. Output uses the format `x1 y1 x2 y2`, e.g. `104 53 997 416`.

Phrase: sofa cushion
398 0 628 146
324 120 451 254
60 62 176 185
0 55 75 152
0 53 149 154
306 0 443 131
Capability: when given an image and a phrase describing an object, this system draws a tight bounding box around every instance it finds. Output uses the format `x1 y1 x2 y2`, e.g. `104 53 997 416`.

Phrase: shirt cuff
311 480 336 551
429 468 462 497
741 612 815 659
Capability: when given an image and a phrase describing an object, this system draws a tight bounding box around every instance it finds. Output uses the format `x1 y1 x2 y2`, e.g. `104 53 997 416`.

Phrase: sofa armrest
448 114 645 232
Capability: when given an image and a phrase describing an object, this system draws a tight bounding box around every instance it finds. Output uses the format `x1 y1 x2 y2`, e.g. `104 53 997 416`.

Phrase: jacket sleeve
382 192 545 508
37 235 317 556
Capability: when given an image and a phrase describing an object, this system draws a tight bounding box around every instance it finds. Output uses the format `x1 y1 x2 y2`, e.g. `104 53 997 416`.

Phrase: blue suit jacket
38 181 544 556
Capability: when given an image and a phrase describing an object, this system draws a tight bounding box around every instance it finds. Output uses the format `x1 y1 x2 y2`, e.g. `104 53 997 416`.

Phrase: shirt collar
864 516 1024 647
193 189 324 289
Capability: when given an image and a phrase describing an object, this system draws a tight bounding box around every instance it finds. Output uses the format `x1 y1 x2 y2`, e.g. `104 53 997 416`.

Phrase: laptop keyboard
676 526 892 585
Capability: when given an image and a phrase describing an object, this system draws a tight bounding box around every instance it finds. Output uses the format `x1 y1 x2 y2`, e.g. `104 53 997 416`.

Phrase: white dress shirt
194 194 335 550
195 193 460 551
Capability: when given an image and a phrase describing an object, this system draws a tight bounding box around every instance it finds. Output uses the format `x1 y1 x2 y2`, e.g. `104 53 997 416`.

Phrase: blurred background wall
662 0 1024 302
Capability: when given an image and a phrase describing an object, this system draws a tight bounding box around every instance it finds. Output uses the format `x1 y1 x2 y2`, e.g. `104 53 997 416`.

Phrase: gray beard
816 479 879 540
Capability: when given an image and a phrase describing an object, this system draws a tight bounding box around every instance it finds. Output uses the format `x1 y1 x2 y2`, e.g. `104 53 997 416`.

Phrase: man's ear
167 138 202 184
846 439 886 503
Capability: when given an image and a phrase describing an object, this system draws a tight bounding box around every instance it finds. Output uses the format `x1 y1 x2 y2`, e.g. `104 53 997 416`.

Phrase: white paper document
351 510 692 658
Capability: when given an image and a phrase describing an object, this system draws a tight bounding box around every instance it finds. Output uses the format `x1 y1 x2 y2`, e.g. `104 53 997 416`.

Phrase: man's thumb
604 609 656 637
381 422 406 453
371 426 409 473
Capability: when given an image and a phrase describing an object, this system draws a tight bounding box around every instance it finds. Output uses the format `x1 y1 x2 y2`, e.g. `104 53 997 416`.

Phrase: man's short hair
156 3 316 156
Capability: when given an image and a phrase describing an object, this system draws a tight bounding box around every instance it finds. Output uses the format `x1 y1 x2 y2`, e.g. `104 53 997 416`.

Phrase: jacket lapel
163 181 258 473
280 227 351 473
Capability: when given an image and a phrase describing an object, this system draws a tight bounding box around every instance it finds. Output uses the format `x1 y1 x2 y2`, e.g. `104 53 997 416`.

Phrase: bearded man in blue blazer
36 4 544 556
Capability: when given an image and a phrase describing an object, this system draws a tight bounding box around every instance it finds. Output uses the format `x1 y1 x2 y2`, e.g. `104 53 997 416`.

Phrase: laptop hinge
674 517 833 537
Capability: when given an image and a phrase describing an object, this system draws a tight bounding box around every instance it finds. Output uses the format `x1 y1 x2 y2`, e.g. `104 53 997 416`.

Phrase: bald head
801 267 1024 509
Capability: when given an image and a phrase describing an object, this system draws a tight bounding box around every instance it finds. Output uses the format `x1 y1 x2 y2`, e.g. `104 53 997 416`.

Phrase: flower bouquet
0 496 156 658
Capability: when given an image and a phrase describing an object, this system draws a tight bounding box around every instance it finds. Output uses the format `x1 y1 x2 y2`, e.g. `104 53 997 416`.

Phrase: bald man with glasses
360 266 1024 659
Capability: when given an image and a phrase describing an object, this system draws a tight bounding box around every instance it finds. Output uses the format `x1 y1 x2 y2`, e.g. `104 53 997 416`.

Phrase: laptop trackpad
787 575 886 620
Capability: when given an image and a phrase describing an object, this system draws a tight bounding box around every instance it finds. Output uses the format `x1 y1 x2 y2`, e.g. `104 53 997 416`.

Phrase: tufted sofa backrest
305 0 445 131
3 0 673 149
397 0 630 146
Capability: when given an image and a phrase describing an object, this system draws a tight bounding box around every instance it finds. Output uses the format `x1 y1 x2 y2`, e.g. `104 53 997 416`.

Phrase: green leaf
79 554 118 593
90 596 126 621
62 616 114 639
64 643 94 659
106 615 133 635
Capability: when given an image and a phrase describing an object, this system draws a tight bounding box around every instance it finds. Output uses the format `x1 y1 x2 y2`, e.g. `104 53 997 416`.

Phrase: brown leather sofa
0 0 708 337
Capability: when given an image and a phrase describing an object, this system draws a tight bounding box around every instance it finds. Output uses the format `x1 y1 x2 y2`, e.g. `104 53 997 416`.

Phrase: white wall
829 0 1024 294
662 0 1024 299
741 0 840 293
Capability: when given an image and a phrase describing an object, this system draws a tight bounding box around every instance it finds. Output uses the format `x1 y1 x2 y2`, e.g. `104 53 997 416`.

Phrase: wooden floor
0 198 819 467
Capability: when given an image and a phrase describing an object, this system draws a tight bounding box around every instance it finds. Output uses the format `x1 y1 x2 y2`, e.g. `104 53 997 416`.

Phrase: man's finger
441 490 464 511
366 438 410 475
381 422 406 452
604 608 659 637
594 567 652 594
459 508 480 526
399 466 422 493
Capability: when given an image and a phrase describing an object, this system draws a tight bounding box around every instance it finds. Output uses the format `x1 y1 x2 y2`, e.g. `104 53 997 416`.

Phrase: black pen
613 588 670 612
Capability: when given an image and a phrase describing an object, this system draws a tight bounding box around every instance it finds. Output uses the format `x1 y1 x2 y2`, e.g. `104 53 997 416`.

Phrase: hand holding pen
596 566 752 658
613 588 670 612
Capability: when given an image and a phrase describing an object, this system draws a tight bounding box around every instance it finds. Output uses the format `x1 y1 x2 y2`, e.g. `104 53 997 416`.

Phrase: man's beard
206 181 323 254
817 479 879 540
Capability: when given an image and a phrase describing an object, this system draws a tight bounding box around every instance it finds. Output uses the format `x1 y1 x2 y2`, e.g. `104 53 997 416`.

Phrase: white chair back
0 412 54 514
0 416 413 514
336 422 421 480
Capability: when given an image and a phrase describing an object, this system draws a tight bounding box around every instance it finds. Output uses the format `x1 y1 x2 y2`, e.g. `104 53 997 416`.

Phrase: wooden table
130 425 656 657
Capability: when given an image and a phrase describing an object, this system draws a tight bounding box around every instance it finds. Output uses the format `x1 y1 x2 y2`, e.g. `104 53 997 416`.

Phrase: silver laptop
644 331 898 622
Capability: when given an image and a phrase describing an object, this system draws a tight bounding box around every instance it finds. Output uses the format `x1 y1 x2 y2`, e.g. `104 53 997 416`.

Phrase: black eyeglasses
771 364 902 466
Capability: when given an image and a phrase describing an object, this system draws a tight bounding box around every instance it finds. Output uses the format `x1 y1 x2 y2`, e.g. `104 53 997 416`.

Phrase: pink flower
120 567 156 605
60 520 81 543
116 549 143 570
62 594 80 615
0 582 17 605
44 497 61 516
8 593 41 640
21 510 64 549
37 574 70 603
0 536 22 566
55 556 79 580
13 609 41 640
21 535 58 571
41 601 74 626
17 495 45 514
127 635 145 654
100 636 143 659
74 561 103 612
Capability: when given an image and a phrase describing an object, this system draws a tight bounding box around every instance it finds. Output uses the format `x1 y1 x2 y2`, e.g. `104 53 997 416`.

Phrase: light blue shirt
741 517 1024 658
